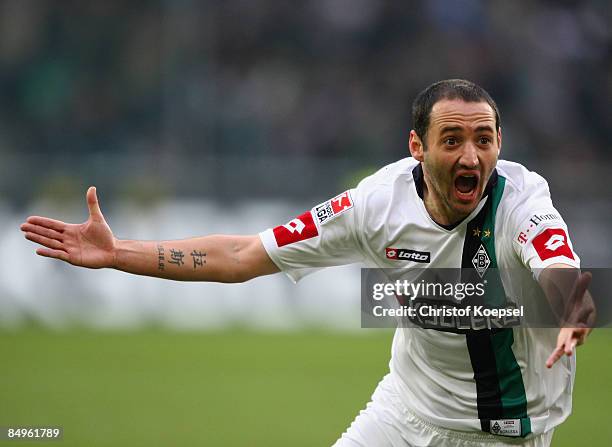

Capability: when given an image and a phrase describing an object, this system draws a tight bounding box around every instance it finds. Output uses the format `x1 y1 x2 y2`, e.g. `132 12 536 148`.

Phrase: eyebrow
474 125 496 134
439 126 463 134
439 125 496 134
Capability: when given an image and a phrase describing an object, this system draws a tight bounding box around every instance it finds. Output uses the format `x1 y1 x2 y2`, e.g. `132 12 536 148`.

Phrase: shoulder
495 160 564 241
352 157 418 210
357 157 419 193
496 160 550 196
344 157 419 222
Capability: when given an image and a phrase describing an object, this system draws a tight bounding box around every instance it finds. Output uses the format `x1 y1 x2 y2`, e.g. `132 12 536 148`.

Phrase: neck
421 176 467 227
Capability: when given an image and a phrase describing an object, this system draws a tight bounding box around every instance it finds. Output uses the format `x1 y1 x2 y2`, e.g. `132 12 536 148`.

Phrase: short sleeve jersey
259 158 580 438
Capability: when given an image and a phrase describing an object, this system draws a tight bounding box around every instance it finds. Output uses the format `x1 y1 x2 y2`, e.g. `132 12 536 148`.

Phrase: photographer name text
372 305 524 319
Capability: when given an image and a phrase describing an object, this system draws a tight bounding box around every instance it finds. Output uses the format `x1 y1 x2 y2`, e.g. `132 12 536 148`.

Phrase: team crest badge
472 244 490 278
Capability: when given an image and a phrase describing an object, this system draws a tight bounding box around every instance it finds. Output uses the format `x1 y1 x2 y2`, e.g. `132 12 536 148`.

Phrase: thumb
86 186 104 219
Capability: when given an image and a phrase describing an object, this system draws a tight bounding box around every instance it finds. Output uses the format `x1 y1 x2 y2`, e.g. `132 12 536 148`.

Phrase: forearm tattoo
191 250 207 269
168 249 185 266
158 246 205 270
157 244 165 271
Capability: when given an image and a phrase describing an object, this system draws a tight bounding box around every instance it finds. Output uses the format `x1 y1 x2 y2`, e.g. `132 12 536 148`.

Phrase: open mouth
454 173 479 201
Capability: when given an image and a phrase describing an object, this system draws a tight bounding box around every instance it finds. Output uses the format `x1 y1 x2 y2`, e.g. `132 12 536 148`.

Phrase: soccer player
21 79 592 446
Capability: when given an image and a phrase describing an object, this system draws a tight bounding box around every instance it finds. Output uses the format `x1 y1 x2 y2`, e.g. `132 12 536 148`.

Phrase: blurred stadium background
0 0 610 445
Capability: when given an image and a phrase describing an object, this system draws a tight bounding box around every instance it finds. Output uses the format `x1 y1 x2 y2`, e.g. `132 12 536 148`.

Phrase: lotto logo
273 211 319 247
544 234 565 251
532 228 575 261
385 247 430 263
284 218 305 234
314 191 354 225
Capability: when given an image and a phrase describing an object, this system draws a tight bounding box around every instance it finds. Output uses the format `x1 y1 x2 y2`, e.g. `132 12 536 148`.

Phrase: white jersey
259 157 580 438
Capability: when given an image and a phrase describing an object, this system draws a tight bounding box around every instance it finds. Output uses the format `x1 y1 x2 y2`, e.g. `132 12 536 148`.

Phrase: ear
409 130 425 162
497 127 502 154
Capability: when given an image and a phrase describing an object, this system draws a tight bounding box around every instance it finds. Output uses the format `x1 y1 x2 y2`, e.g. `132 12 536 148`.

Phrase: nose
458 142 479 169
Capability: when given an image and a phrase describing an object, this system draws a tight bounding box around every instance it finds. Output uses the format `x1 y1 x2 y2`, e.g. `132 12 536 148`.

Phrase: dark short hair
412 79 501 145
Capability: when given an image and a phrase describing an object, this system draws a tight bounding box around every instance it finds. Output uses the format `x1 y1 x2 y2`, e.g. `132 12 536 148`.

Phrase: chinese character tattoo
168 249 185 266
191 250 207 269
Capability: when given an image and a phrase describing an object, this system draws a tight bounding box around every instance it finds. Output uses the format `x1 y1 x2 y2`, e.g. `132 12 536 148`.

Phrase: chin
451 186 485 213
451 201 479 218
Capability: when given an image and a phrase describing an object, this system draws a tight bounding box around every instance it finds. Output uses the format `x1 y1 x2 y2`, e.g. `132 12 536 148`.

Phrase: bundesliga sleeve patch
273 211 319 247
313 191 353 225
531 228 575 261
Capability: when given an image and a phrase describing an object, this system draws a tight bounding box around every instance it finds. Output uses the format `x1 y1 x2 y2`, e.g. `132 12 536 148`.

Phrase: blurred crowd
0 0 610 204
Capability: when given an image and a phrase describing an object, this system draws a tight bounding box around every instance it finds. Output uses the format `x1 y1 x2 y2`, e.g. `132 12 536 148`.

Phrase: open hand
20 187 116 269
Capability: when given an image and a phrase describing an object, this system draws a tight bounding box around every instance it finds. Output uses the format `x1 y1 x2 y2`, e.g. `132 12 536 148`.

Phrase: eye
444 137 458 146
478 136 492 145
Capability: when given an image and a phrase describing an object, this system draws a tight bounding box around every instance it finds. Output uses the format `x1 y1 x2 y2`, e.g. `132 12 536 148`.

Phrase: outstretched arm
20 187 280 283
538 265 595 368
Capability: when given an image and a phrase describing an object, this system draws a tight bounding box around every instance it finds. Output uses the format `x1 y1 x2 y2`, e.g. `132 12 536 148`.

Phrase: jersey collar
411 163 499 230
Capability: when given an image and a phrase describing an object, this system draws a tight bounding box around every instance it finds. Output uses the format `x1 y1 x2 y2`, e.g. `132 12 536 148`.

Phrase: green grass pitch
1 328 610 446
